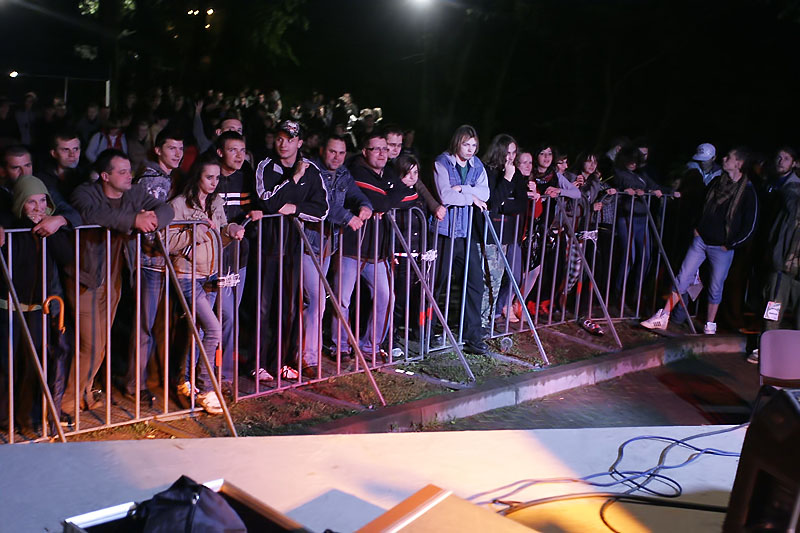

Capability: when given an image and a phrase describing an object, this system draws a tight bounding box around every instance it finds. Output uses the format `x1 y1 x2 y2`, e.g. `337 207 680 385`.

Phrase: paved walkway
432 352 758 431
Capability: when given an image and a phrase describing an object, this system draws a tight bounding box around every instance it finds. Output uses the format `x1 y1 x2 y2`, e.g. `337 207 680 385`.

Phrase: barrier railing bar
0 248 66 443
482 210 550 365
291 218 387 406
154 233 238 437
386 212 476 383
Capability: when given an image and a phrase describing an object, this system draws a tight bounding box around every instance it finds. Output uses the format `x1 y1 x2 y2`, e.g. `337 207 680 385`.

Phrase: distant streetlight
206 8 214 15
9 70 19 78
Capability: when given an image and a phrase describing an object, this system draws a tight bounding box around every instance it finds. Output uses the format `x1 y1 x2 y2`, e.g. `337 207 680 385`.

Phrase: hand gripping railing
385 211 477 382
480 209 550 364
291 218 387 405
0 248 66 443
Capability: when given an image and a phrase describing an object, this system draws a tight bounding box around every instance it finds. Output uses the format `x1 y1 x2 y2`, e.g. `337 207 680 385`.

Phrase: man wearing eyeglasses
329 132 405 363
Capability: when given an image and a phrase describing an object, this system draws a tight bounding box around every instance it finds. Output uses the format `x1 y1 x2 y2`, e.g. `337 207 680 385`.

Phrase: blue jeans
330 257 392 355
127 267 165 393
219 266 246 381
674 235 734 305
615 214 650 295
301 254 330 366
179 276 221 393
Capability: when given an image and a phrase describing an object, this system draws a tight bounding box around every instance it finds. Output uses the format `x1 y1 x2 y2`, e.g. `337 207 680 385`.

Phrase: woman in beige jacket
168 153 244 414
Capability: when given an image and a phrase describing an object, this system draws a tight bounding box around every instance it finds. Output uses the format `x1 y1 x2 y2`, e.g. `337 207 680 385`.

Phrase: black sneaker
463 339 488 354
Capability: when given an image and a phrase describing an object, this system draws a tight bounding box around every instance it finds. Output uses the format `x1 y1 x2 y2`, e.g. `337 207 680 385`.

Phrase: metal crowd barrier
428 191 683 355
1 221 236 443
2 190 687 444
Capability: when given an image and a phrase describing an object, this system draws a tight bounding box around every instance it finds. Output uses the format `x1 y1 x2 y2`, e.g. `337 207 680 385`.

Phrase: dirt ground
58 321 666 442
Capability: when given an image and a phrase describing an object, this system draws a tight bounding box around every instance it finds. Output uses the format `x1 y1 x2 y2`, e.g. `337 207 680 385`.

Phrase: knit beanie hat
12 175 54 220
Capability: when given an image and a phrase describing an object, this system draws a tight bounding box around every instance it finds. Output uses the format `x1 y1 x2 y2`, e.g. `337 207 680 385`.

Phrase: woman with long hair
524 143 580 318
482 134 528 325
567 152 617 334
168 153 244 414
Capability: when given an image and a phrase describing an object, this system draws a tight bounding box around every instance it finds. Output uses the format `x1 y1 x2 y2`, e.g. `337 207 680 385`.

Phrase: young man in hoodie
122 129 183 402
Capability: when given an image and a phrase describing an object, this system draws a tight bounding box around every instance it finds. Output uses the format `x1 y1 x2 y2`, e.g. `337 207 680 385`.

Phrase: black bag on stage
133 475 247 533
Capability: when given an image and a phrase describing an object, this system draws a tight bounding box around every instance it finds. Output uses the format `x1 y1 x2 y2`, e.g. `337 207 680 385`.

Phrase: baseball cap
277 120 302 139
692 143 716 162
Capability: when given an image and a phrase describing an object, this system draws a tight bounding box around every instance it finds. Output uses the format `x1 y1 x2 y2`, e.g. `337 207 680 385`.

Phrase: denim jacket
304 158 372 255
433 152 489 238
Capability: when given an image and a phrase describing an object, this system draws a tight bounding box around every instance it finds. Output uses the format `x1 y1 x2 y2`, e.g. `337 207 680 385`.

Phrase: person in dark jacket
0 176 73 431
641 148 757 334
0 144 81 231
246 120 328 380
301 135 372 375
65 149 173 417
569 152 617 334
481 134 526 326
747 162 800 363
611 145 671 301
213 131 261 383
391 153 438 347
330 131 406 363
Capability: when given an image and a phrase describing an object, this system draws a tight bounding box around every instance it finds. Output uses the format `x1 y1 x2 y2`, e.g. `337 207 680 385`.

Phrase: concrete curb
311 334 746 434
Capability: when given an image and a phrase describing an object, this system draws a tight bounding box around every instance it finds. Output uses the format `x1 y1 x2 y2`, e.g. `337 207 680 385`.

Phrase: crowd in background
0 86 796 434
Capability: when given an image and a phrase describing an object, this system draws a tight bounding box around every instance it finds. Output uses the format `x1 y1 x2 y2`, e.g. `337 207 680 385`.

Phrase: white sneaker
641 309 670 330
251 368 274 382
704 321 717 335
746 349 759 364
279 365 299 380
198 391 223 415
177 381 198 398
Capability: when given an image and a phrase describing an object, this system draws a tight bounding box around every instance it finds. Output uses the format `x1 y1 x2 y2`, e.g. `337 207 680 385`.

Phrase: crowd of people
0 86 796 434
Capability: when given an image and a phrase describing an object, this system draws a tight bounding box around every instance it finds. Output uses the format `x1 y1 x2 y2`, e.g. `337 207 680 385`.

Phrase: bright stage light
206 8 213 15
410 0 433 7
9 70 18 78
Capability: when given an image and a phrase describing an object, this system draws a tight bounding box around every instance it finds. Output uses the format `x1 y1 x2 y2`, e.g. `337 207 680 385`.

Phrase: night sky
3 0 800 165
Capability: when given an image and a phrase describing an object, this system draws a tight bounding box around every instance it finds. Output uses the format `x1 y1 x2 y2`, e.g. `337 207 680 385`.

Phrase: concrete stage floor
1 425 745 532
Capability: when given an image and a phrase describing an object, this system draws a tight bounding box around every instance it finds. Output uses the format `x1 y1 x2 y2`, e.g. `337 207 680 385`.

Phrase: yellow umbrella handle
43 295 66 334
